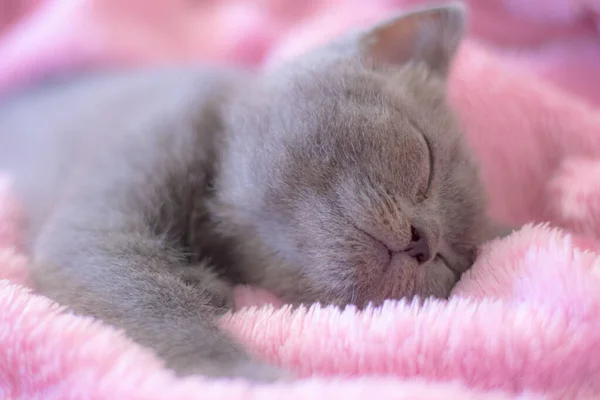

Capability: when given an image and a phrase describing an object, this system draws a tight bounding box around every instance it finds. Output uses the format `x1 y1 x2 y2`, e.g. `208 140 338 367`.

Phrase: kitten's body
0 69 231 241
0 68 277 378
0 4 497 381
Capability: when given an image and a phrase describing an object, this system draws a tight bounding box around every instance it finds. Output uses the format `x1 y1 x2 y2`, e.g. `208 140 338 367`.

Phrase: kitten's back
0 67 242 243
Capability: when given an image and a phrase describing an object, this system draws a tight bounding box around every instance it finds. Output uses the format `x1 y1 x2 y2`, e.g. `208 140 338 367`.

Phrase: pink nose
403 225 430 264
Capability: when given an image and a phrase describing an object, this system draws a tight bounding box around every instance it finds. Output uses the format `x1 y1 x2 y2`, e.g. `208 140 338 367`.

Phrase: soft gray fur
0 3 501 381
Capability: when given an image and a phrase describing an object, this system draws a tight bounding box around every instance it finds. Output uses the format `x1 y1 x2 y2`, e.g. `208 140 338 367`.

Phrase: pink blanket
2 0 600 399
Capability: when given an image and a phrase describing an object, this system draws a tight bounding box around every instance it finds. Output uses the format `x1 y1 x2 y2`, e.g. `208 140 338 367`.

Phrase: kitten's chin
241 246 465 310
364 259 463 307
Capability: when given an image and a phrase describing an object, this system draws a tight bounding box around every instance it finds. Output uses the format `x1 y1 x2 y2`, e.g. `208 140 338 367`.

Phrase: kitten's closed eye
416 125 434 201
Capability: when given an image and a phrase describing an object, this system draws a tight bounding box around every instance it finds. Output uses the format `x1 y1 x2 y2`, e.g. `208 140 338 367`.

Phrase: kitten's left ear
359 2 467 77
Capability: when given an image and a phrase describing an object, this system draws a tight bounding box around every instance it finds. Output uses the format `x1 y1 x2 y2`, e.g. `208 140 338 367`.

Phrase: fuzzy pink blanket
2 1 600 399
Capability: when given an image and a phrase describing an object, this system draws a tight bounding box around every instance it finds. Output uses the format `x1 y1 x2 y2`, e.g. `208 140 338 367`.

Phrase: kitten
0 3 498 381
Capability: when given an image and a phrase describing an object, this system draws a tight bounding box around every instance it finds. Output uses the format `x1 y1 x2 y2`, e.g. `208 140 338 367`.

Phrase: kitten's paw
203 278 235 311
171 264 234 310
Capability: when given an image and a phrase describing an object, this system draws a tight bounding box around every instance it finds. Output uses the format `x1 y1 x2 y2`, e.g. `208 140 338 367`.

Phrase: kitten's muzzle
380 224 434 265
357 223 436 266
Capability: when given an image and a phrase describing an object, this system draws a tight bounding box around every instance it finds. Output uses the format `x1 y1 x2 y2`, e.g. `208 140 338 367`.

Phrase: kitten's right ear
358 2 467 77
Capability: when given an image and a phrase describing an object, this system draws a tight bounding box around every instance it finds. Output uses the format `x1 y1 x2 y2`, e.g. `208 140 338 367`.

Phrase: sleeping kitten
0 3 498 381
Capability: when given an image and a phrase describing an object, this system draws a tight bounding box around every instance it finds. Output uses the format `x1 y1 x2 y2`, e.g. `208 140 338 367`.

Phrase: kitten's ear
359 3 467 77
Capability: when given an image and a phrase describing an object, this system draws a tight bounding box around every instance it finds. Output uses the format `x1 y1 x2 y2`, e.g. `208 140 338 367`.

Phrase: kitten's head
215 3 489 307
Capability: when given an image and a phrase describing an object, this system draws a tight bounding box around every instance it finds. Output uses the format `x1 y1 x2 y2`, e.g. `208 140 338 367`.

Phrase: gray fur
0 3 497 381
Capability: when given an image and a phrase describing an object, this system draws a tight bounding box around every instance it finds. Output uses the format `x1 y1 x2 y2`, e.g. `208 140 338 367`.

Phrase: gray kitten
0 3 500 381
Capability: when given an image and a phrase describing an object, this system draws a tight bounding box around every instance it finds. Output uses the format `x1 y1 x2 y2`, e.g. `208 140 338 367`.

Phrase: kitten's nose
404 225 431 264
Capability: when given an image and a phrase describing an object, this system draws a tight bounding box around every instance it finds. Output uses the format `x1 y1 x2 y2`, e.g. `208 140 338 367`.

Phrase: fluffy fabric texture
2 0 600 399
